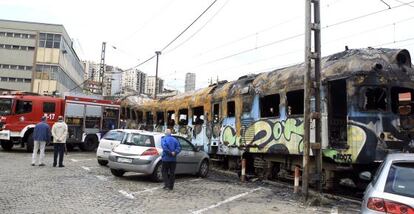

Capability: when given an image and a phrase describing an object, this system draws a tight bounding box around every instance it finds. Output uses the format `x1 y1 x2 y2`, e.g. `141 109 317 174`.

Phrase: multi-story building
83 61 123 96
185 72 196 92
145 76 164 96
121 69 146 95
0 19 84 94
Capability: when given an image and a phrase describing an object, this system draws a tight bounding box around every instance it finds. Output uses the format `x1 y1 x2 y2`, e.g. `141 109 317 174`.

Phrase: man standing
32 116 51 166
161 129 181 190
51 116 68 167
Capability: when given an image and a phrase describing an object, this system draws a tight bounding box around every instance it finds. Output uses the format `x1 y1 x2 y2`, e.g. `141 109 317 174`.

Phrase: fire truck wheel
79 135 98 152
26 133 34 152
1 140 13 151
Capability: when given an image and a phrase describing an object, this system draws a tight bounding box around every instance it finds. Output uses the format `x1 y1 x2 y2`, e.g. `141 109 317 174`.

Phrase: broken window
213 103 220 123
260 94 280 118
227 101 235 117
391 87 414 115
178 109 188 125
167 110 175 127
286 90 304 115
156 112 164 125
126 108 131 119
131 110 137 120
137 111 143 123
362 87 387 111
192 106 204 124
146 111 153 124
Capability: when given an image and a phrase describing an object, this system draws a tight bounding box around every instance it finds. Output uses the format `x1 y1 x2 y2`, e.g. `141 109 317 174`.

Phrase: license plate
117 157 132 163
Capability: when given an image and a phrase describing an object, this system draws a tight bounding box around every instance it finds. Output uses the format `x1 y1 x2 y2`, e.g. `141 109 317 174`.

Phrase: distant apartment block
83 61 123 96
0 19 84 94
122 69 146 95
185 72 196 92
145 76 164 96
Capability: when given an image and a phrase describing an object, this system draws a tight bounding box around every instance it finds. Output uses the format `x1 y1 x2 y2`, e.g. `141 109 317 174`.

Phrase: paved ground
0 148 361 214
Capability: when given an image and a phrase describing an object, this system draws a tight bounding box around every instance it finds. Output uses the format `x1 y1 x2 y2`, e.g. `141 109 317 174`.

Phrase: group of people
31 115 68 167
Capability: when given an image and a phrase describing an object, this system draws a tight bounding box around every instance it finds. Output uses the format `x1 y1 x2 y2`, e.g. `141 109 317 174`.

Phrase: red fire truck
0 93 120 152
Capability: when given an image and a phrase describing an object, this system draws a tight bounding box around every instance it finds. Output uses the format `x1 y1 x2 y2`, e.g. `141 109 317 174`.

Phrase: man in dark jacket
32 116 51 166
161 129 181 190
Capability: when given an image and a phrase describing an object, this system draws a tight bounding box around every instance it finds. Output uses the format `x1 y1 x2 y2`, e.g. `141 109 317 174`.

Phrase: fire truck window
43 102 55 113
0 98 12 116
192 106 204 125
260 94 280 118
227 101 235 117
178 109 188 125
363 87 387 111
15 100 32 114
286 90 304 115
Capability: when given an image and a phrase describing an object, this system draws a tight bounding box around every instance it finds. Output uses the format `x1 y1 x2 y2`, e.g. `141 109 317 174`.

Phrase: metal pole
100 42 106 96
154 51 161 99
303 0 312 201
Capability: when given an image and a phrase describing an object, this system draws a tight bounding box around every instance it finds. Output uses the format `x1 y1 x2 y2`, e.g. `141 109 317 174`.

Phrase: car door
175 137 198 174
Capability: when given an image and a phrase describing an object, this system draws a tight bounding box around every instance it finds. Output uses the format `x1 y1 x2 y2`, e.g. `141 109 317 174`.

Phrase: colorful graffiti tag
221 118 305 155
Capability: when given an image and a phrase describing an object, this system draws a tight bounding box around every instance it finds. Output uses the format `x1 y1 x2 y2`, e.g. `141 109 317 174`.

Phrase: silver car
108 130 210 181
360 153 414 214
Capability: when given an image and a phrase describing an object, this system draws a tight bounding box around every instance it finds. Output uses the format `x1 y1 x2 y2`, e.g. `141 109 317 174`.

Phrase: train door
328 79 348 148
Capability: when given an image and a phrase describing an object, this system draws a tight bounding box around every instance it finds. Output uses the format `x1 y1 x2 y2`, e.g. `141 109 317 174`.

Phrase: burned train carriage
122 48 414 187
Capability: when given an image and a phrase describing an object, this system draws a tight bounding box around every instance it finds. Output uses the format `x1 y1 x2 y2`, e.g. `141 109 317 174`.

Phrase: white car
360 153 414 213
96 129 131 166
108 130 210 181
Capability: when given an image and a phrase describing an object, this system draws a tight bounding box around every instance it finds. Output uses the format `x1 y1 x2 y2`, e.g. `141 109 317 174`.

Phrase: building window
8 78 16 82
39 33 61 49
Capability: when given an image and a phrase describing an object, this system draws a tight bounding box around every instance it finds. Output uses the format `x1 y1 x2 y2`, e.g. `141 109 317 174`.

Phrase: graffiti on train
221 118 305 154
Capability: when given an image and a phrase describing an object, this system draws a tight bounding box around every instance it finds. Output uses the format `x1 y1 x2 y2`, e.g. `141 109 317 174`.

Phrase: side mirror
359 171 372 181
194 147 200 152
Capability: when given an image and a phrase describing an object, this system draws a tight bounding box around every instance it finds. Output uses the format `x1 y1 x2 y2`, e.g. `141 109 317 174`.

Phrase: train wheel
1 140 13 151
79 135 98 152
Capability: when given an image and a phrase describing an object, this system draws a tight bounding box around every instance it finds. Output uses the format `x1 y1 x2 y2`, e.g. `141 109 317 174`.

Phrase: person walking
51 116 68 167
32 116 51 166
161 129 181 190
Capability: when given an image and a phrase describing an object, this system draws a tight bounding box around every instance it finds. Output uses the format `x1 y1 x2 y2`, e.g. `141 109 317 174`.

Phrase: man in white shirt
51 116 68 167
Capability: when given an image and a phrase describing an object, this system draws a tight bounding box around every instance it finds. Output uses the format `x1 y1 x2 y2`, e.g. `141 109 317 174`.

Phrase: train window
362 87 387 111
131 110 137 120
391 87 414 115
156 112 165 125
137 111 143 123
213 103 220 122
192 106 204 125
43 102 56 113
15 100 32 114
286 90 304 115
178 109 188 125
260 94 280 118
227 101 235 117
167 110 175 127
126 108 131 119
146 111 154 124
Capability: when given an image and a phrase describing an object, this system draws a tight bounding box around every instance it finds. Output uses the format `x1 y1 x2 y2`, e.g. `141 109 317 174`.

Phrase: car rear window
123 133 155 147
384 162 414 198
102 131 125 141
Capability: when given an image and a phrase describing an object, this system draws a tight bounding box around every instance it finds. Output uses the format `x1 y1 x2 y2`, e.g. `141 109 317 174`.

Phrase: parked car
96 129 130 166
360 153 414 214
108 130 209 181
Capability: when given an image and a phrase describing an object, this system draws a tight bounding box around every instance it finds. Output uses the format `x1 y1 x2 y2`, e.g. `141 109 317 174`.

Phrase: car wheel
198 159 209 178
0 140 13 151
26 133 34 152
151 162 163 182
111 169 125 177
97 160 108 166
79 135 98 152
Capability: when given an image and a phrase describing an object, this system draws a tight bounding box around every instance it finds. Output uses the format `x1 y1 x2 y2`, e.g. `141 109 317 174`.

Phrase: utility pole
303 0 322 200
99 42 106 96
154 51 161 99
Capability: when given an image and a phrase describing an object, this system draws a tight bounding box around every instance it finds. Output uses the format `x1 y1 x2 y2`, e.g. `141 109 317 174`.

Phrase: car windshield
0 98 12 116
384 161 414 198
123 133 154 147
102 130 125 141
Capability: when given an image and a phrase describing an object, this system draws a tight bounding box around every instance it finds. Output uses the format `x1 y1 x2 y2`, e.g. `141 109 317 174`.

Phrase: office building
145 76 164 96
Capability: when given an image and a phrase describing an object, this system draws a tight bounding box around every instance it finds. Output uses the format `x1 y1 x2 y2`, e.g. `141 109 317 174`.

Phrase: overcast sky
1 0 414 91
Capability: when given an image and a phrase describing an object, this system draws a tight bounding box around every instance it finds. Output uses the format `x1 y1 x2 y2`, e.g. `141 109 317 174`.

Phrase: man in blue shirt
32 116 51 166
161 129 181 190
